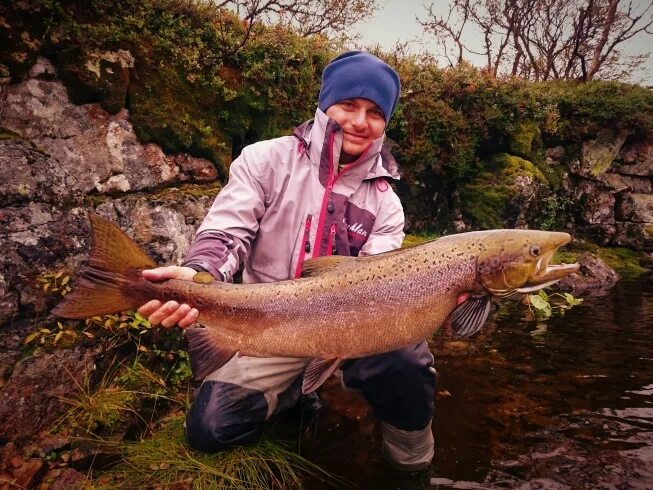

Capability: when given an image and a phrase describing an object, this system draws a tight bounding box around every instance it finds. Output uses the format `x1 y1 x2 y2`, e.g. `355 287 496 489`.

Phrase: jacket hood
293 108 400 183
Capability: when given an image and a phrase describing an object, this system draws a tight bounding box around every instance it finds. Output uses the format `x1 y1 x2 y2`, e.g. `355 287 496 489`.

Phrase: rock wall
0 58 219 331
555 128 653 250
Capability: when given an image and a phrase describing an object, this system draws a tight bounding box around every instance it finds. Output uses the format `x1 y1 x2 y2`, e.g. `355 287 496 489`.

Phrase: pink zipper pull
329 224 337 255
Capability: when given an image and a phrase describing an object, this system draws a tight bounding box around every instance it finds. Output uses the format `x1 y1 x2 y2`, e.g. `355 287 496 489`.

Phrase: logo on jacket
347 222 369 238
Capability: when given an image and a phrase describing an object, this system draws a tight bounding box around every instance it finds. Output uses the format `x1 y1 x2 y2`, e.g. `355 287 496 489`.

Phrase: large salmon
54 214 579 392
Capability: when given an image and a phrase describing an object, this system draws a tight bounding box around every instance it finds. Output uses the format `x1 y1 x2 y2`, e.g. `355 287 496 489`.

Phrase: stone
578 129 630 178
616 193 653 222
0 139 76 206
8 458 46 489
27 56 56 79
612 222 653 251
546 146 565 161
37 434 70 454
601 173 652 193
575 224 617 246
0 348 98 442
616 139 653 176
573 180 615 225
1 77 217 200
69 445 120 471
50 468 85 490
556 252 620 293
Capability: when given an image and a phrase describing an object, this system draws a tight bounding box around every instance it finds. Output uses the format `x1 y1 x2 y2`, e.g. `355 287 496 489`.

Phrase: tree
213 0 378 53
420 0 653 81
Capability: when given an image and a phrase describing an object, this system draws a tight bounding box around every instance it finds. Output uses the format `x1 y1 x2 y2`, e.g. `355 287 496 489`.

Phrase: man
138 51 437 480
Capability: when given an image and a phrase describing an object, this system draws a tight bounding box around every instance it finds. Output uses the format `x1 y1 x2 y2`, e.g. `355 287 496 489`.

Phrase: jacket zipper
313 132 372 258
327 223 337 256
294 214 313 278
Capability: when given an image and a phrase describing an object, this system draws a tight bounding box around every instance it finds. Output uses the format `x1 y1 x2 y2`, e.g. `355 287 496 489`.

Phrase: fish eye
530 245 541 257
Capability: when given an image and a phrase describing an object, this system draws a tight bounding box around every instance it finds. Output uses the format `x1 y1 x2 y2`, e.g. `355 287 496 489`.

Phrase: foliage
36 269 72 296
526 289 583 320
93 414 339 489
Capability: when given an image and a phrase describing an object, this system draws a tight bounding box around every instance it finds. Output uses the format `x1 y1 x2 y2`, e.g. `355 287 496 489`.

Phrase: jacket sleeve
359 188 405 256
183 146 266 282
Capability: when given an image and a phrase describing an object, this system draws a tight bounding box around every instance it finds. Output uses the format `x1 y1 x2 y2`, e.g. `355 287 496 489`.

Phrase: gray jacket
184 108 405 283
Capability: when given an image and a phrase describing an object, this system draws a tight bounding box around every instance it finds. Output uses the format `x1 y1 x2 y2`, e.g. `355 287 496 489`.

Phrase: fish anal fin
302 358 342 394
185 327 238 381
301 256 354 278
450 295 492 338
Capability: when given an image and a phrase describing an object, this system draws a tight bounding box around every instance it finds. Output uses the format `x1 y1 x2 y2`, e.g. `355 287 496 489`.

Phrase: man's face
325 98 386 164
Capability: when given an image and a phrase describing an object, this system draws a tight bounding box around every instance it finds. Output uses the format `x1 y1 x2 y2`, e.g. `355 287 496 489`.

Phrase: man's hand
138 266 200 328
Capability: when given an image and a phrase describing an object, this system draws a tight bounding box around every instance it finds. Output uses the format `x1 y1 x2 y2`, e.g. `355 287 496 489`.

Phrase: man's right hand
138 266 200 329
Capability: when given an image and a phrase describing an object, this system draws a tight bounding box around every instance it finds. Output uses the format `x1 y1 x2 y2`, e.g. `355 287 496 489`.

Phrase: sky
350 0 653 85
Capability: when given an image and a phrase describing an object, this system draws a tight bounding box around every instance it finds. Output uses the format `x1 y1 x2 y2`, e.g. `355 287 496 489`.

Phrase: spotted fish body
54 215 579 389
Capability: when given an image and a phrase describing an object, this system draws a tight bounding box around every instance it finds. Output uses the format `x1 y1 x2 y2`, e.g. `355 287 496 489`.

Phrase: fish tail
52 214 157 319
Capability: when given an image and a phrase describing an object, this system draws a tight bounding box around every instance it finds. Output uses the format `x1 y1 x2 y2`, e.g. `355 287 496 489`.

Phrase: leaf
24 332 41 344
564 293 583 306
55 270 64 279
138 345 149 352
39 328 51 334
64 330 77 337
61 276 70 286
538 289 549 301
54 331 63 344
529 295 550 310
83 332 95 339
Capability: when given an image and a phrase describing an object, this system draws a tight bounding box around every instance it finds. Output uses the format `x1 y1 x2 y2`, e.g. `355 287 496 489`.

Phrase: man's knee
185 380 268 452
342 342 436 431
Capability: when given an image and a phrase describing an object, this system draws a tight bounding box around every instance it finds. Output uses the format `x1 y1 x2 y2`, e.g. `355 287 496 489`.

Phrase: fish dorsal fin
301 256 354 277
185 327 238 381
302 358 342 394
451 295 492 338
89 214 156 272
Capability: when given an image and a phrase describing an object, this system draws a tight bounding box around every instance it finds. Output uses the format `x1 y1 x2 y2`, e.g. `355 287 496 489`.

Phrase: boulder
0 138 77 206
0 348 97 442
573 179 615 225
615 139 653 177
612 223 653 251
1 74 217 200
576 129 630 178
555 252 620 293
601 173 652 194
616 193 653 222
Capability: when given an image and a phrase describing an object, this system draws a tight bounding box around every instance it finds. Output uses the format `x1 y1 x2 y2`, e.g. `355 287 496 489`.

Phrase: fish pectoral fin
450 295 492 338
301 256 354 277
301 358 342 394
185 327 238 381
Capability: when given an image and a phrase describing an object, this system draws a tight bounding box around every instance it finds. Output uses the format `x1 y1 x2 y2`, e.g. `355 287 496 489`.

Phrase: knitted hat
318 51 401 122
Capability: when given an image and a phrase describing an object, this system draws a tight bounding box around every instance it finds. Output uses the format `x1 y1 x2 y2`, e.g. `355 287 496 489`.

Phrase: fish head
476 230 580 297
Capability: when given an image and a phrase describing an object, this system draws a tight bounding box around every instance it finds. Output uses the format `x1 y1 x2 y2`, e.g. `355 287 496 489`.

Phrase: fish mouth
516 232 580 293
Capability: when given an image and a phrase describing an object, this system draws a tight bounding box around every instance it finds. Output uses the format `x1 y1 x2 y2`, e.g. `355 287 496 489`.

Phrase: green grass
94 415 341 489
403 232 440 247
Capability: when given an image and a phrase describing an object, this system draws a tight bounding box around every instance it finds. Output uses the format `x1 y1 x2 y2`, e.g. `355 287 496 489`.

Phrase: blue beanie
318 51 401 123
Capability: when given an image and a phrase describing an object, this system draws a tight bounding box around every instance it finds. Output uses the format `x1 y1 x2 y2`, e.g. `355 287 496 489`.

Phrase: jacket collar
293 109 400 184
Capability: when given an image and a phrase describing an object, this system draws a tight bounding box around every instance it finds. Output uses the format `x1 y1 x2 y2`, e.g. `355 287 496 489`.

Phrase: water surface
304 278 653 489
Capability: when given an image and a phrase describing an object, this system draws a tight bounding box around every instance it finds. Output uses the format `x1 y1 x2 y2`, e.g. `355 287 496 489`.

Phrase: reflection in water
304 278 653 489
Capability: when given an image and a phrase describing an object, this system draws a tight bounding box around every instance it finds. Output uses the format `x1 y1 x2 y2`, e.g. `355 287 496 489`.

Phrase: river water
305 277 653 489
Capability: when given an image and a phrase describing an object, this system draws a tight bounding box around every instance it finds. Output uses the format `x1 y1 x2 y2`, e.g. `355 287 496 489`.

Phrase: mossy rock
461 153 547 229
509 119 540 158
128 61 230 178
566 241 650 278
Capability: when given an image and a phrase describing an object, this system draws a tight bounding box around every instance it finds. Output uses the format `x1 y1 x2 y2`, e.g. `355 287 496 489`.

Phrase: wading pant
185 342 436 470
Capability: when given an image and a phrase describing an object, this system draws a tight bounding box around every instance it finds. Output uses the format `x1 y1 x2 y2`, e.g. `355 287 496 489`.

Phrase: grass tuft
94 415 341 489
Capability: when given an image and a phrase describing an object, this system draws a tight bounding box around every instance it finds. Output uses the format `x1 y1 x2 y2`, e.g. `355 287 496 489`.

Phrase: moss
0 127 20 139
402 232 440 247
461 153 547 229
567 242 649 278
509 119 540 158
644 225 653 237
